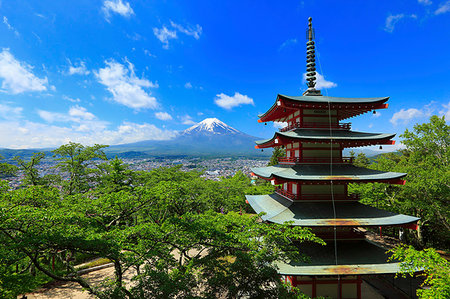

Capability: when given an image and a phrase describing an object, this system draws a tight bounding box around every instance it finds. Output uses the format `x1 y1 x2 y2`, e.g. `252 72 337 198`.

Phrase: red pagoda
246 18 420 299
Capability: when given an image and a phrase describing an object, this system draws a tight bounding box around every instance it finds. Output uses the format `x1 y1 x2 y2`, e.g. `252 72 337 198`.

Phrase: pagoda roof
278 94 389 104
276 239 404 275
255 129 395 148
245 193 419 227
258 94 389 122
252 164 406 183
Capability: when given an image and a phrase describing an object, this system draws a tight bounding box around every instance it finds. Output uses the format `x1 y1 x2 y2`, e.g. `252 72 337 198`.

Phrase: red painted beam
402 222 419 230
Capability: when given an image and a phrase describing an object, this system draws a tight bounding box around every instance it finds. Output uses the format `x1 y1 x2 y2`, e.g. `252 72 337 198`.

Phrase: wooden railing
275 187 359 201
279 122 351 132
278 157 353 165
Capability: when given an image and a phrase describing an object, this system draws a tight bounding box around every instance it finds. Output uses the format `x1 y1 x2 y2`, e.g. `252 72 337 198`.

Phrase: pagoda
246 18 420 299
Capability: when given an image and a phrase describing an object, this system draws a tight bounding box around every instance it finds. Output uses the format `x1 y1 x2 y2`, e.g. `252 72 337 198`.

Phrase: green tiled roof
276 240 402 275
278 94 389 104
252 164 406 182
255 129 395 145
245 193 419 226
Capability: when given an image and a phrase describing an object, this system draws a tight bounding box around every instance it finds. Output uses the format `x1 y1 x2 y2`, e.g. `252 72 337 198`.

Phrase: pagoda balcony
278 157 354 165
275 187 360 201
279 122 351 132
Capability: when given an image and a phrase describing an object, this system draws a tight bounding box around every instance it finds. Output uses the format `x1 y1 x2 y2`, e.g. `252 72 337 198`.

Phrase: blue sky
0 0 449 149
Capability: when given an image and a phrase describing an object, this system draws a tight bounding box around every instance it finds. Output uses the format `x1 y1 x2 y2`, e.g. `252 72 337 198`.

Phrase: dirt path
25 265 135 299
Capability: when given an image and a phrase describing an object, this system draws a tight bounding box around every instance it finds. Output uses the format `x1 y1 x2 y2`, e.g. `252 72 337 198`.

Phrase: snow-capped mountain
182 118 240 135
107 118 267 157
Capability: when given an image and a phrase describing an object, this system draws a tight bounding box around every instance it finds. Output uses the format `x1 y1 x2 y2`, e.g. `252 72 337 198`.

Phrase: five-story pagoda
245 18 420 299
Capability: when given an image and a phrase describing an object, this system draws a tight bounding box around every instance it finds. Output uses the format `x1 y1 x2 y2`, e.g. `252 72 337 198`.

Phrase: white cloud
181 114 196 125
68 60 90 75
384 14 417 33
390 101 450 125
435 1 450 14
0 49 48 94
390 108 424 125
95 59 159 110
0 103 22 120
155 111 173 121
214 92 254 110
184 82 193 89
418 0 432 5
102 0 134 20
153 26 177 49
143 49 155 57
0 120 177 148
439 101 450 121
3 16 19 37
273 121 288 129
372 111 382 118
62 95 81 103
153 21 202 49
38 105 97 124
278 38 297 51
302 72 337 90
170 21 202 40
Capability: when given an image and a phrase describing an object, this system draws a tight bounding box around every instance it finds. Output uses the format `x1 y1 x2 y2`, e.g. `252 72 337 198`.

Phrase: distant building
246 18 420 299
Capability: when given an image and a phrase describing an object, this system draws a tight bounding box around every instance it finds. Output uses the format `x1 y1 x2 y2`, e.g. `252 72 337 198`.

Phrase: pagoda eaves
258 94 389 123
246 193 419 227
255 130 396 149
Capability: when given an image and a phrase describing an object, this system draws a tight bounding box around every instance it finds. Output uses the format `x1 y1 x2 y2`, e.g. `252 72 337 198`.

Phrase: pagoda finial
303 17 322 96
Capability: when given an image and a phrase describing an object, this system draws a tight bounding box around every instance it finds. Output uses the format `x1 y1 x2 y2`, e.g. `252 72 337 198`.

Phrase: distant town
5 157 269 189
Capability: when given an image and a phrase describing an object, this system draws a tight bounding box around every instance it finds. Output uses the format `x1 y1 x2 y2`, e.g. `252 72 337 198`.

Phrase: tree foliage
349 116 449 248
0 143 320 298
268 146 285 166
389 245 450 299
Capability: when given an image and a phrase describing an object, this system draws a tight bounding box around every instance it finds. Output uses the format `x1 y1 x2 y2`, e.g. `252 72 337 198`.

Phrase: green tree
268 146 285 166
1 159 321 298
389 245 450 299
354 152 370 168
349 116 449 247
52 142 108 195
13 152 48 186
0 155 17 178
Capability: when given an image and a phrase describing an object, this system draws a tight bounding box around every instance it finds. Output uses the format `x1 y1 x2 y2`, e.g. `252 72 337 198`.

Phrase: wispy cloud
214 92 254 110
273 121 288 129
3 16 19 37
67 60 90 75
390 108 425 125
184 82 193 89
389 101 445 125
439 101 450 121
153 21 202 49
155 111 173 121
384 14 417 33
170 21 202 39
102 0 134 21
95 59 159 110
62 95 81 103
435 0 450 14
302 72 337 90
278 38 297 51
418 0 432 5
0 118 177 148
0 49 48 94
153 26 177 49
0 103 22 120
181 114 196 125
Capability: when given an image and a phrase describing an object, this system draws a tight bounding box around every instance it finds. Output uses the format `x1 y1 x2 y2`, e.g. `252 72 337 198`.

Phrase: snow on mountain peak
183 118 240 135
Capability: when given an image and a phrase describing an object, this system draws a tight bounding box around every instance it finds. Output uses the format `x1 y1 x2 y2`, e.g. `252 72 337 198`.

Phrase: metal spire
303 17 322 96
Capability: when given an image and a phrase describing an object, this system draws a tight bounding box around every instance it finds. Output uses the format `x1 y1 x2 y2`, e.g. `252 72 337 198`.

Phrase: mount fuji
108 118 267 157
